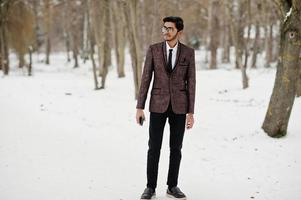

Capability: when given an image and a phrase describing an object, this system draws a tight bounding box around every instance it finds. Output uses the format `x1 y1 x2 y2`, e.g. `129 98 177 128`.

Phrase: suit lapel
162 42 168 73
173 42 182 72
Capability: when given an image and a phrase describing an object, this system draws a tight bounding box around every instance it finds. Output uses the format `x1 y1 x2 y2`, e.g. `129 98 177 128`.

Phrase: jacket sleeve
136 46 154 109
187 49 196 114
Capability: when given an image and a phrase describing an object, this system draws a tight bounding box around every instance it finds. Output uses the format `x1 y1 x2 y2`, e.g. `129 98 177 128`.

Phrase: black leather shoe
166 186 186 199
140 187 156 200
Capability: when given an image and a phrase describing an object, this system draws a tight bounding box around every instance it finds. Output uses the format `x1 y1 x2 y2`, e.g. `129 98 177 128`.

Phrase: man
136 16 196 200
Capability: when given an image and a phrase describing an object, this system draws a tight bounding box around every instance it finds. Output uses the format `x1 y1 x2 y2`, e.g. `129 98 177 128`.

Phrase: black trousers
146 103 186 189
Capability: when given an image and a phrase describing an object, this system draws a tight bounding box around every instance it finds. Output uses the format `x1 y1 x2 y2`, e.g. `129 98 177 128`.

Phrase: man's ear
177 30 183 37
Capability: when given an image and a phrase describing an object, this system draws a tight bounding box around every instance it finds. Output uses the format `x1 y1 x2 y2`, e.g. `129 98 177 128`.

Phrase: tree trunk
0 1 10 74
86 0 99 90
241 0 251 89
82 0 90 63
273 27 281 63
18 53 25 68
0 25 9 75
90 36 99 90
204 36 209 64
262 1 301 137
227 0 244 70
99 0 111 89
297 69 301 97
44 0 51 65
91 45 99 90
28 46 32 76
88 0 111 88
265 23 274 68
112 0 126 78
150 0 161 45
236 1 245 71
72 49 79 68
209 0 220 69
63 0 71 62
89 0 103 79
32 0 38 52
226 0 248 88
70 0 81 68
251 2 262 69
221 2 230 64
123 0 142 99
251 22 260 68
0 39 2 71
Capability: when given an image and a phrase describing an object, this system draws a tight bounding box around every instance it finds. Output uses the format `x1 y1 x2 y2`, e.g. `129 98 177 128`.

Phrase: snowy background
0 49 300 200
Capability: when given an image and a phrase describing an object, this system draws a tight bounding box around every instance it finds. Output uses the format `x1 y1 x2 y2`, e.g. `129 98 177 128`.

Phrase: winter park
0 1 301 200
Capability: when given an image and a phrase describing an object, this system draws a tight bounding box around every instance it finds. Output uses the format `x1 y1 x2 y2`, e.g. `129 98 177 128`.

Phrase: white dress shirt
166 41 178 69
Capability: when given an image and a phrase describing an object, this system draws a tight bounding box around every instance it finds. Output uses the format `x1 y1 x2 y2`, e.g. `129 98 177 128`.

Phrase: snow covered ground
0 51 300 200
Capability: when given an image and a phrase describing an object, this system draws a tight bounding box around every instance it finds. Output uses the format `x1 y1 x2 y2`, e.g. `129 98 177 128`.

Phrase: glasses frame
161 26 177 33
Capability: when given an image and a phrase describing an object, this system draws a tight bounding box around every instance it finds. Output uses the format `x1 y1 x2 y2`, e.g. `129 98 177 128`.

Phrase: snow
0 50 301 200
284 7 292 22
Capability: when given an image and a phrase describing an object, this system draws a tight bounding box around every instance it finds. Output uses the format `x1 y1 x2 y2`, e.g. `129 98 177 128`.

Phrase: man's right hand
136 109 145 125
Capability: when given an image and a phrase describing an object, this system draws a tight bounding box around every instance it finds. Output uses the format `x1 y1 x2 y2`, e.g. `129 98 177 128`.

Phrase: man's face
162 22 181 41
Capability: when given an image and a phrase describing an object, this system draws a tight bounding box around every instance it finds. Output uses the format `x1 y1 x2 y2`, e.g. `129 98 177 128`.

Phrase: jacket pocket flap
179 62 189 66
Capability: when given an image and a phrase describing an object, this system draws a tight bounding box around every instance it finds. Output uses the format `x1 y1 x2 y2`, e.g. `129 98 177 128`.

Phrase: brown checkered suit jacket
136 41 196 114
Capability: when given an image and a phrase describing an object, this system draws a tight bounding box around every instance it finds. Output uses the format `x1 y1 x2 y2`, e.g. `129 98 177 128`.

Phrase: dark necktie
167 49 173 73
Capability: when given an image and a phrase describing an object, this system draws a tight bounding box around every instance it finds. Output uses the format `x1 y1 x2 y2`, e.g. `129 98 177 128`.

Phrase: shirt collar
166 41 178 51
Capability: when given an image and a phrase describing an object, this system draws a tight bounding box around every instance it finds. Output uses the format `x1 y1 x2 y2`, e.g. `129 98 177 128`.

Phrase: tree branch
292 0 301 11
273 0 292 18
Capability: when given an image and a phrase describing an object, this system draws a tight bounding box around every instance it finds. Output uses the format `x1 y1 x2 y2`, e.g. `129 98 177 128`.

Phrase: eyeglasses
161 26 175 33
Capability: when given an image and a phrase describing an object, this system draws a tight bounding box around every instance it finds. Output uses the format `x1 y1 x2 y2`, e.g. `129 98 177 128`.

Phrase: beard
164 33 178 42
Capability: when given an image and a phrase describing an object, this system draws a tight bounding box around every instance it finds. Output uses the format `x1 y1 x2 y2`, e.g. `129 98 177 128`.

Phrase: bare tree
6 1 35 69
226 0 249 89
251 1 262 68
63 0 71 62
69 0 84 68
87 0 99 90
0 0 10 75
221 1 231 64
112 0 126 78
262 0 301 137
31 0 43 54
43 0 51 65
242 0 251 74
297 71 301 97
100 0 111 88
90 0 102 77
208 0 220 69
82 0 90 63
0 0 34 75
122 0 143 99
140 0 159 49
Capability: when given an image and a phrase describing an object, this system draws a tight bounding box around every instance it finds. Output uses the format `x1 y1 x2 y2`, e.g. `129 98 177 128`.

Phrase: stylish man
136 16 196 200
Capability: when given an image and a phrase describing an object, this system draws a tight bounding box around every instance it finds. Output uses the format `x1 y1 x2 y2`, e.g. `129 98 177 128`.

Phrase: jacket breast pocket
178 64 188 76
179 62 189 74
179 57 189 66
179 62 189 67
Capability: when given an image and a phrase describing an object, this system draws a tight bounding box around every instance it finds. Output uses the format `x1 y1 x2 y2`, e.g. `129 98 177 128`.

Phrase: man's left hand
186 113 194 129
